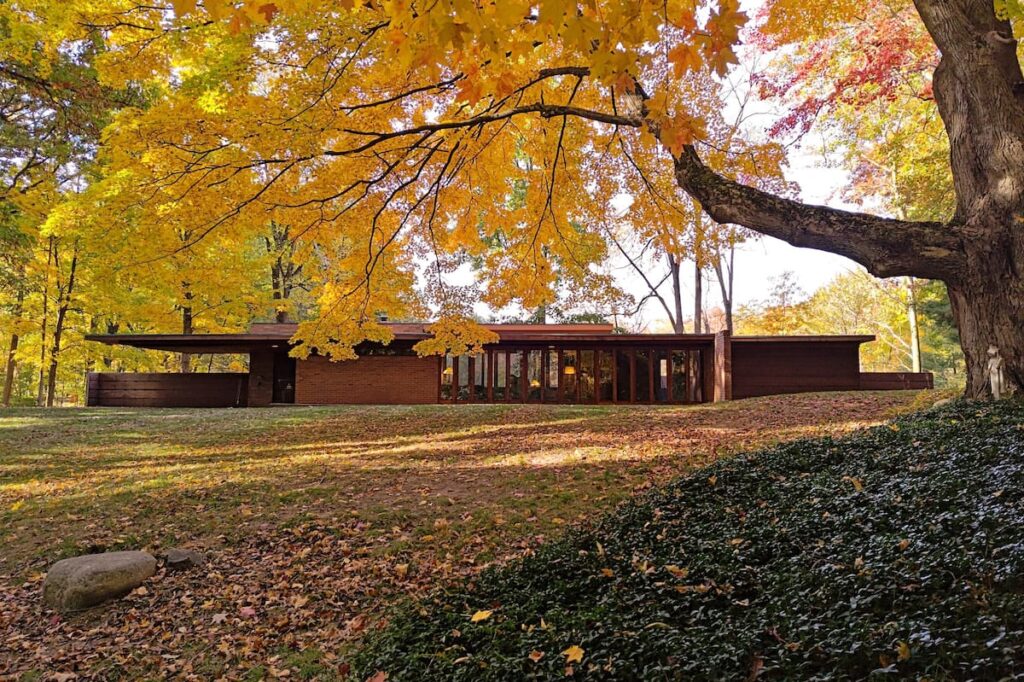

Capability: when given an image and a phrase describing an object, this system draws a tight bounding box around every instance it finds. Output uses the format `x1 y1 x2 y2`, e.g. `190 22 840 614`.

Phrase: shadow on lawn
0 393 921 572
0 392 928 678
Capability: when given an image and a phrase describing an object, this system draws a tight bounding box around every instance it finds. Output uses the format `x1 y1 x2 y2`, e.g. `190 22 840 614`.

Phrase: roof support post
713 331 733 402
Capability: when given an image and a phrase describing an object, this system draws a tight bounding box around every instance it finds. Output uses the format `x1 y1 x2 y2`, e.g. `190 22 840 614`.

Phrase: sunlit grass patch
0 391 928 679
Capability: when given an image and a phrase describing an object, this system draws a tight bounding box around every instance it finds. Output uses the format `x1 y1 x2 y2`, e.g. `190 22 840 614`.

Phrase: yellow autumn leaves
469 609 585 664
4 0 759 359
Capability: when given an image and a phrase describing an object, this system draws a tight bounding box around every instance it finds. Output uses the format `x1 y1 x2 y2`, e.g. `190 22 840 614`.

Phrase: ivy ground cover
355 399 1024 680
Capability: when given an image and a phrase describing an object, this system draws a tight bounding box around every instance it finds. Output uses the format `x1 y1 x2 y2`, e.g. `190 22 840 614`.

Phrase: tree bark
669 254 684 334
2 284 24 406
662 0 1024 397
102 320 119 368
267 222 302 323
36 236 53 407
45 245 77 408
712 243 735 333
905 277 922 373
180 284 193 373
693 258 703 334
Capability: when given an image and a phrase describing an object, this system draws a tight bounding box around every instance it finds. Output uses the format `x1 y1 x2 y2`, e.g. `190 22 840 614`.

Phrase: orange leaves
665 564 689 579
170 0 197 15
40 0 756 350
645 91 707 157
1 394 924 677
668 42 702 78
538 0 571 30
562 644 585 663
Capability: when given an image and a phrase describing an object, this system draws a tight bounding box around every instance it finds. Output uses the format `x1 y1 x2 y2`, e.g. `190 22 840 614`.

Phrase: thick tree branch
670 144 965 280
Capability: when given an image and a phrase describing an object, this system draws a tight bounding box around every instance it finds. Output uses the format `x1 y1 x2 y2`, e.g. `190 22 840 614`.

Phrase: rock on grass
43 551 156 613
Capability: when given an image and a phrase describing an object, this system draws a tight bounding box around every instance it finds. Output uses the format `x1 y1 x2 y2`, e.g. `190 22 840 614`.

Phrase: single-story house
84 322 933 407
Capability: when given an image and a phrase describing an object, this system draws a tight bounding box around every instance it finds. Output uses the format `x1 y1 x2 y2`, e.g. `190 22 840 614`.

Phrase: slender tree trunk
904 277 922 372
693 259 703 334
46 304 67 407
668 254 684 334
36 236 54 406
180 284 193 373
712 243 735 333
2 284 25 406
267 222 299 323
46 246 77 408
102 320 119 368
271 259 286 322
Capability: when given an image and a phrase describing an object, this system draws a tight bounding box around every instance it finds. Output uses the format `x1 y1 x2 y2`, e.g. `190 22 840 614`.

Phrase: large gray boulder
43 551 156 612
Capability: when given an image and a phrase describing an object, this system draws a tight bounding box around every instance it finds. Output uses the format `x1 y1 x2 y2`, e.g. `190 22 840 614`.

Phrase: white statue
987 345 1007 400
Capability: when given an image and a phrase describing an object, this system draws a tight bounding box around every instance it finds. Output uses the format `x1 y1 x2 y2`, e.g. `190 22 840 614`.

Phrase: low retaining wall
859 372 934 390
86 373 249 407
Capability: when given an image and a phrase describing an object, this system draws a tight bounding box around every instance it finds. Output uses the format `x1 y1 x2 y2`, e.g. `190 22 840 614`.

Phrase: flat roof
85 323 873 355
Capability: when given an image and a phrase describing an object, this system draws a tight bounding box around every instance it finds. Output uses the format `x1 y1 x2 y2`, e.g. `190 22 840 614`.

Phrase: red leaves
759 1 938 139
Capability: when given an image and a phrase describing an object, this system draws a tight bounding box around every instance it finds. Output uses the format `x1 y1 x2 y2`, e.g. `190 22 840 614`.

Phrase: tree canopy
3 0 1024 397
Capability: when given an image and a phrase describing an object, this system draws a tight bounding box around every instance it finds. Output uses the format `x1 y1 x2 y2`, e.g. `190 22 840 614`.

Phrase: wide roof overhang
84 330 875 355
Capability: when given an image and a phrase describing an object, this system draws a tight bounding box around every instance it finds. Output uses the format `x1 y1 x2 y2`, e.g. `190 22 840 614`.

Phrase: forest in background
0 0 966 405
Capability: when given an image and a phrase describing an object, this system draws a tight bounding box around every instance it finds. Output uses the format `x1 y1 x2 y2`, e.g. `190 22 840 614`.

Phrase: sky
612 0 873 330
469 0 872 330
468 141 866 330
663 152 863 321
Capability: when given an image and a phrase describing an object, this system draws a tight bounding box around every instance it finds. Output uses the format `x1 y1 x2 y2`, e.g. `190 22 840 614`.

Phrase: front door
272 352 296 403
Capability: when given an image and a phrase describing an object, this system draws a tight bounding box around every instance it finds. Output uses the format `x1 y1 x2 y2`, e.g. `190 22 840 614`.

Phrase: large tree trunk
916 0 1024 396
947 262 1024 397
662 0 1024 398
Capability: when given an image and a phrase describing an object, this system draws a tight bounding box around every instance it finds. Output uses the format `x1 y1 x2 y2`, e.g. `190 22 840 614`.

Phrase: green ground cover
355 399 1024 680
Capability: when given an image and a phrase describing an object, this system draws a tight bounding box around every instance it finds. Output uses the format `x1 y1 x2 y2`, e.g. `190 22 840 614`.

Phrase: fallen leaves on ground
0 392 928 678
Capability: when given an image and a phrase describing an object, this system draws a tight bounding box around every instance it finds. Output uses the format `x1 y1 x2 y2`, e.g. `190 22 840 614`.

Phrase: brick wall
295 354 440 404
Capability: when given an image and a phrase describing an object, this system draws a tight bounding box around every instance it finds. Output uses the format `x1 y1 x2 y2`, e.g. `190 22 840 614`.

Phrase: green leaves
354 400 1024 679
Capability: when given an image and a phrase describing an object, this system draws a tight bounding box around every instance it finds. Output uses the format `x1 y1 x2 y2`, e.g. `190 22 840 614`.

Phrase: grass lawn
0 391 928 679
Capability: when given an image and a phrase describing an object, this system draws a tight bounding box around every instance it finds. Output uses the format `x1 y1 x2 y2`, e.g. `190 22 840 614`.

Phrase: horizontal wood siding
731 342 861 399
295 355 440 404
248 350 275 407
859 372 934 390
86 373 249 407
